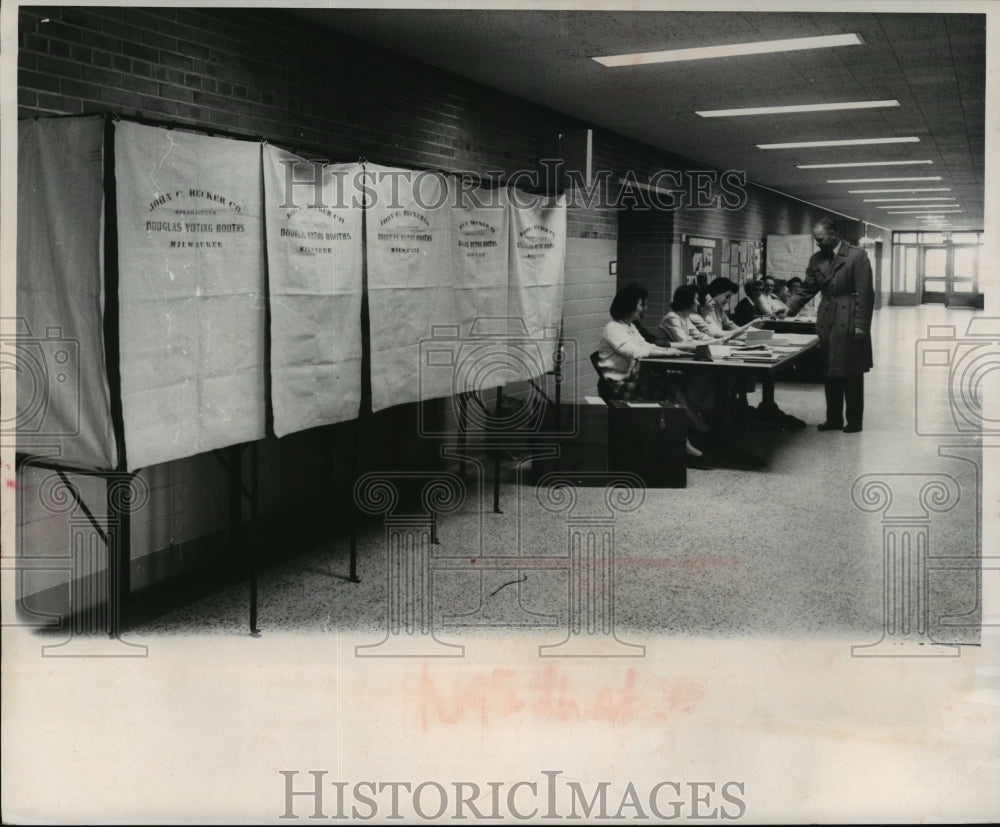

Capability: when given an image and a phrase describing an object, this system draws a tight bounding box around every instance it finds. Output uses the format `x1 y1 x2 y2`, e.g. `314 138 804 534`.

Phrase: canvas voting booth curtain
365 165 455 413
508 192 567 379
766 234 814 281
16 116 118 469
445 187 511 395
263 147 363 436
366 171 567 410
114 121 267 470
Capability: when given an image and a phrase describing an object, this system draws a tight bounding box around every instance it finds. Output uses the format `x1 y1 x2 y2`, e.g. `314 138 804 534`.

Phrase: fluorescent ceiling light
875 202 959 206
593 33 863 66
759 137 919 149
697 100 897 118
828 177 941 183
797 160 933 169
864 197 955 202
875 204 959 210
848 188 950 194
886 210 963 215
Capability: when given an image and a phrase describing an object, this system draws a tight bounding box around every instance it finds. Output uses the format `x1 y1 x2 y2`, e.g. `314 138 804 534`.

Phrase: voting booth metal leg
347 420 362 584
493 386 503 514
105 475 132 638
217 444 260 634
349 515 360 583
456 392 470 477
249 442 260 634
13 457 149 654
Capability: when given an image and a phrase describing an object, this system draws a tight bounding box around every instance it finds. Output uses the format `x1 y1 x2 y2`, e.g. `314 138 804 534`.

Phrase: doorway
890 232 983 308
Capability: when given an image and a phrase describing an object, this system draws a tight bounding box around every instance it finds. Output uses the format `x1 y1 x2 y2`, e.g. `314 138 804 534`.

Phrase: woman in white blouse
659 285 755 346
597 283 693 398
597 283 703 456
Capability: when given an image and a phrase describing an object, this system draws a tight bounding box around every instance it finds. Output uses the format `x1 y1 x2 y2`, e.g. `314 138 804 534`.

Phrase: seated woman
659 285 757 346
699 277 740 337
658 285 762 426
597 283 703 456
732 280 764 326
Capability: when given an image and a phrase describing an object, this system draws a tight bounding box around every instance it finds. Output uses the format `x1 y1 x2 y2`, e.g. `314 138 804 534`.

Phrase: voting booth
15 114 568 634
17 115 567 468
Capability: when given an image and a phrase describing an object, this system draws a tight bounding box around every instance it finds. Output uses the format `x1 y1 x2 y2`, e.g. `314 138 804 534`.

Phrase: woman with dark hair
597 283 703 457
597 283 693 401
659 285 757 345
699 277 740 337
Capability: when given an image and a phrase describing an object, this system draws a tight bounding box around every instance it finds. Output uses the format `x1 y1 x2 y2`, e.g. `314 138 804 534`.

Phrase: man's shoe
843 424 863 433
817 421 844 431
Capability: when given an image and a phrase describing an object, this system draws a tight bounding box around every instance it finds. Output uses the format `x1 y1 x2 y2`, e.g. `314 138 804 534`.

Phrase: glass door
890 244 921 305
920 246 948 304
948 245 980 307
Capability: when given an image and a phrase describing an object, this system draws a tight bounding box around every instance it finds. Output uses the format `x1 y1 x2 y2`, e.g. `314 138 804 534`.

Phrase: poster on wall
15 116 118 469
365 164 454 412
507 191 567 379
765 234 814 282
263 147 363 437
683 235 721 292
114 120 267 469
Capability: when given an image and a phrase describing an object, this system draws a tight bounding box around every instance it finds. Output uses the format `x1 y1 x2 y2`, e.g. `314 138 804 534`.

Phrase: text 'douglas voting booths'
14 114 567 635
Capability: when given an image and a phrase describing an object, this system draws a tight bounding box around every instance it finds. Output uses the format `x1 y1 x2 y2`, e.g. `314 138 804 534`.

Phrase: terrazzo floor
123 305 983 648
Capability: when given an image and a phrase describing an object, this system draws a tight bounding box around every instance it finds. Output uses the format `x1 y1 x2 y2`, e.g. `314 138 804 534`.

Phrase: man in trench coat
786 217 875 433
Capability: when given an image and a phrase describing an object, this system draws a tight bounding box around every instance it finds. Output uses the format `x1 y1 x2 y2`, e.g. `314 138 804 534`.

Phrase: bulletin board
765 234 813 281
682 235 722 291
724 239 764 287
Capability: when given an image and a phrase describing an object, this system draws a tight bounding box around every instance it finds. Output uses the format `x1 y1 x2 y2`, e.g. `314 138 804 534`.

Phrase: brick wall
16 5 855 604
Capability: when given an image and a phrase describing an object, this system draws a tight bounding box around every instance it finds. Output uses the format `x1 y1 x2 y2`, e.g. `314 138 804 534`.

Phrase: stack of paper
724 347 780 363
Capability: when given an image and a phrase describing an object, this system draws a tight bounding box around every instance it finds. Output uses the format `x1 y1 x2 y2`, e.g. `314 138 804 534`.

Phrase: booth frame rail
14 447 262 636
454 340 563 515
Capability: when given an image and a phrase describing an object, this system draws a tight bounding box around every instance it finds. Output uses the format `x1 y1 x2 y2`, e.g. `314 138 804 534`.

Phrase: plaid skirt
605 374 644 402
607 366 688 406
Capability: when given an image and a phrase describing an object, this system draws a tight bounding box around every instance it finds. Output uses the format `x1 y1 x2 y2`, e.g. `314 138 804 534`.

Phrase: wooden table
762 316 817 335
762 317 824 382
640 334 820 465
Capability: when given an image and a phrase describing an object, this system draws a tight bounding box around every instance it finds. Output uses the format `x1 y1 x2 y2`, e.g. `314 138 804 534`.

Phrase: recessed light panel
593 33 864 66
698 100 898 117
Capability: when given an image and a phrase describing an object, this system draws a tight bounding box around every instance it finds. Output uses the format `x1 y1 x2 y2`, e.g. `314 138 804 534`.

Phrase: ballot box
607 400 687 489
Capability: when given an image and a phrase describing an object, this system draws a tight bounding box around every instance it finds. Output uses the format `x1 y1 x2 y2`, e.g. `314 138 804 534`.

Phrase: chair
589 350 613 403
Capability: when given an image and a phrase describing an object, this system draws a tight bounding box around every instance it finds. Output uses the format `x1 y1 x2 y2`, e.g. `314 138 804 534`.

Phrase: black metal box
608 400 687 488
